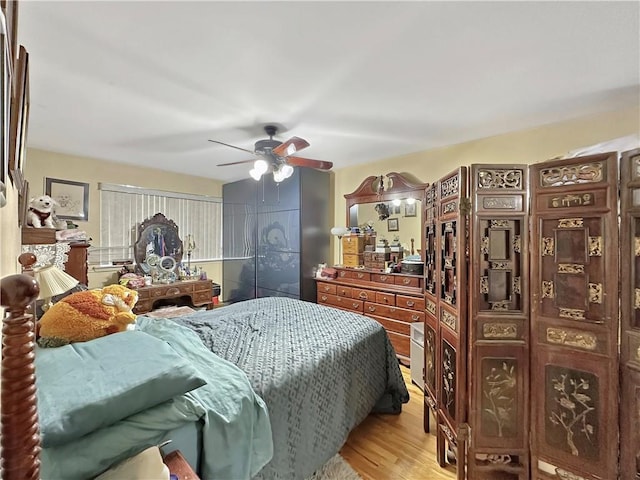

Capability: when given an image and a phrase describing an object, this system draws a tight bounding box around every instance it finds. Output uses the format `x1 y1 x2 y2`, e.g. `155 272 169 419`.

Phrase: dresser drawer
336 285 353 297
367 314 411 336
317 282 337 295
394 275 421 288
396 295 423 311
342 236 365 254
364 302 424 324
317 293 363 312
192 290 212 303
343 254 363 267
371 273 394 285
352 288 377 302
375 291 395 306
349 270 371 282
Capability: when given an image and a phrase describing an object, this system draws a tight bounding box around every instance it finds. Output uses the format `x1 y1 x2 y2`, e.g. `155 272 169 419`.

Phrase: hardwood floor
340 366 457 480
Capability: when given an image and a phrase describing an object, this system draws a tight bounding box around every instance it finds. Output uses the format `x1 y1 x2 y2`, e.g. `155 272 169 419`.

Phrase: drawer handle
380 275 387 281
321 295 327 301
406 300 415 307
340 289 347 295
368 306 376 312
383 297 389 303
166 287 179 296
411 314 420 321
324 286 331 291
357 273 365 279
358 292 368 299
340 272 347 277
402 278 411 285
352 303 360 309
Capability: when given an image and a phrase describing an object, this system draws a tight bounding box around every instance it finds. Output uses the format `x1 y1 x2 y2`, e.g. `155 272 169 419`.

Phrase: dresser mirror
344 172 428 256
134 213 183 276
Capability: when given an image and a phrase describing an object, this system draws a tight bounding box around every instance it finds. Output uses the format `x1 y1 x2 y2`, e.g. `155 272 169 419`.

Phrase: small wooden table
133 279 216 314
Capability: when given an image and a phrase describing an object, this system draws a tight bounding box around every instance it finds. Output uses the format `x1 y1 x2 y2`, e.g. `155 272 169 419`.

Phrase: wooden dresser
133 279 214 314
315 267 424 363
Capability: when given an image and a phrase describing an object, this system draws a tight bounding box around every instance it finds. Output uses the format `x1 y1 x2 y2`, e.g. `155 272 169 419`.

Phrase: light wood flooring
340 366 457 480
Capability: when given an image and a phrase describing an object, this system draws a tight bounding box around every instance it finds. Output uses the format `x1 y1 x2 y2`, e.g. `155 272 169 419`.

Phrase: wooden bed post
1 272 41 480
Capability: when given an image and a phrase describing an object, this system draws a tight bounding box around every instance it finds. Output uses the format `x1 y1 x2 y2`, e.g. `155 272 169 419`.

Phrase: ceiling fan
209 125 333 182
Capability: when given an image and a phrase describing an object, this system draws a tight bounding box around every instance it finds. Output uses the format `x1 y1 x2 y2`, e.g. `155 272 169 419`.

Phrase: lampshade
330 226 350 237
34 265 79 310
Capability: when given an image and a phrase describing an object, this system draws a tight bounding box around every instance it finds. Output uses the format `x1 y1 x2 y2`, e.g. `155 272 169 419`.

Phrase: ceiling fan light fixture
406 197 416 205
254 159 269 174
249 168 263 181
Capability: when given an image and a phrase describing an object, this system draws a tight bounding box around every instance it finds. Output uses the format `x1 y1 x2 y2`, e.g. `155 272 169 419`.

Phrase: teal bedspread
40 319 273 480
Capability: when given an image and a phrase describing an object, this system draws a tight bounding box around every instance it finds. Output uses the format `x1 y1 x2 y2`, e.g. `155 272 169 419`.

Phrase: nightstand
163 450 200 480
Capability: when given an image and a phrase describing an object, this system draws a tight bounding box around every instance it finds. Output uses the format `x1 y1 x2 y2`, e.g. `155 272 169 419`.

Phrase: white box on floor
410 322 424 390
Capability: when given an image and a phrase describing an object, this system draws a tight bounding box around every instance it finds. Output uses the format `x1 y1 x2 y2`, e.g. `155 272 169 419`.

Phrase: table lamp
34 265 79 312
330 226 350 266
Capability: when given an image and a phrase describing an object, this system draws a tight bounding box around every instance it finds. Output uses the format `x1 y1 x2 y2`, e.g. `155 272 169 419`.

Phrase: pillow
35 330 207 448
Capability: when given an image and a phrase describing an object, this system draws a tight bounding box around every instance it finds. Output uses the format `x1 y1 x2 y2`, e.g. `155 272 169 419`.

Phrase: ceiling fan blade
208 139 256 155
286 156 333 171
272 136 310 157
216 158 257 167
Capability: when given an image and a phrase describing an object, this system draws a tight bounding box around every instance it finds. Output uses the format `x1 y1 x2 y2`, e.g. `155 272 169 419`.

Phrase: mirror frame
134 213 183 275
344 172 429 255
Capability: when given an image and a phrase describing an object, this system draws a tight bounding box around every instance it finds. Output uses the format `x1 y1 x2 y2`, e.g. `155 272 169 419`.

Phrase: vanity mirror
134 213 183 277
344 172 428 257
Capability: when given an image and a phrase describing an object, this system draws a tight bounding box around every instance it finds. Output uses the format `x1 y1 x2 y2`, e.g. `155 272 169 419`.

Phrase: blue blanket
40 319 273 480
173 297 409 480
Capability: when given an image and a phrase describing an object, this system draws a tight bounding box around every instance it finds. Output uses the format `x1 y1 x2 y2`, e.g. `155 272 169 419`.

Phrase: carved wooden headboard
1 265 41 479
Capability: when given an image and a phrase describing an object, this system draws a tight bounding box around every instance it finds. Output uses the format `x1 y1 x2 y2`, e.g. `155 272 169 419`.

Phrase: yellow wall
5 106 638 282
23 148 224 289
332 106 640 263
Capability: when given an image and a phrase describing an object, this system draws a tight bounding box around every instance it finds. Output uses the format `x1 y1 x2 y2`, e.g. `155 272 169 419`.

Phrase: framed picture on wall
45 177 89 221
8 46 28 189
387 217 399 232
0 26 11 188
404 202 416 217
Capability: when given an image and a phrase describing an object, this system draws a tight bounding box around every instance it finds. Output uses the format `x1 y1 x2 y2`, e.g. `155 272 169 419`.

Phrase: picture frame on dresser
45 177 89 221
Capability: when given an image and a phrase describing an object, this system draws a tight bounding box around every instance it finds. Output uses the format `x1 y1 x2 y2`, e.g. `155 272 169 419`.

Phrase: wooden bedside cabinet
163 450 200 480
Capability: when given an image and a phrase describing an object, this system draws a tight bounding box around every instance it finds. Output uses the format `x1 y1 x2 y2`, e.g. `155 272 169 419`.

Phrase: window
96 183 222 266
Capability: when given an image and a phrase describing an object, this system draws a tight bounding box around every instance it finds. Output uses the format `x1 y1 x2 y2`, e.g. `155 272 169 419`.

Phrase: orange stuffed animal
38 284 139 347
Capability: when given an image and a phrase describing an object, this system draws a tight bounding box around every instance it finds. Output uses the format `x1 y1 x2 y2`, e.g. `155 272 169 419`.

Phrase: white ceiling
18 1 640 183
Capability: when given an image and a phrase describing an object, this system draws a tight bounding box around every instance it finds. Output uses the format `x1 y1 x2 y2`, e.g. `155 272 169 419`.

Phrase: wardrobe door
620 148 640 480
468 165 530 480
435 167 468 479
222 179 257 303
530 153 619 480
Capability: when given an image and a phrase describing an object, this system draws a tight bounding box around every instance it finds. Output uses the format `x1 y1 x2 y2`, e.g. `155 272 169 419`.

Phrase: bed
0 273 409 480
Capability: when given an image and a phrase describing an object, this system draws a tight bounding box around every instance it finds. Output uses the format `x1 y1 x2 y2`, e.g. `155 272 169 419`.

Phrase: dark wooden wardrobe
424 152 639 480
222 168 330 303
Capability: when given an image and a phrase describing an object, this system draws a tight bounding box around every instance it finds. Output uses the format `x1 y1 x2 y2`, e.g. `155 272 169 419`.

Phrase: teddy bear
38 284 139 347
27 195 58 228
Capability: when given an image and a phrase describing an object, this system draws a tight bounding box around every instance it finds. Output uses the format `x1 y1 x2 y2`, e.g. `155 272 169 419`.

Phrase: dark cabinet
222 168 330 304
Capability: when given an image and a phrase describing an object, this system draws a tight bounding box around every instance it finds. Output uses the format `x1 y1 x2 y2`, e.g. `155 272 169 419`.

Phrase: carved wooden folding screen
423 168 469 480
529 153 620 480
424 182 439 434
467 165 530 480
620 148 640 480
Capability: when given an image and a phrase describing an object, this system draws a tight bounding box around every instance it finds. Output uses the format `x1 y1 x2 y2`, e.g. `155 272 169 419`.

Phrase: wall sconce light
34 265 79 313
